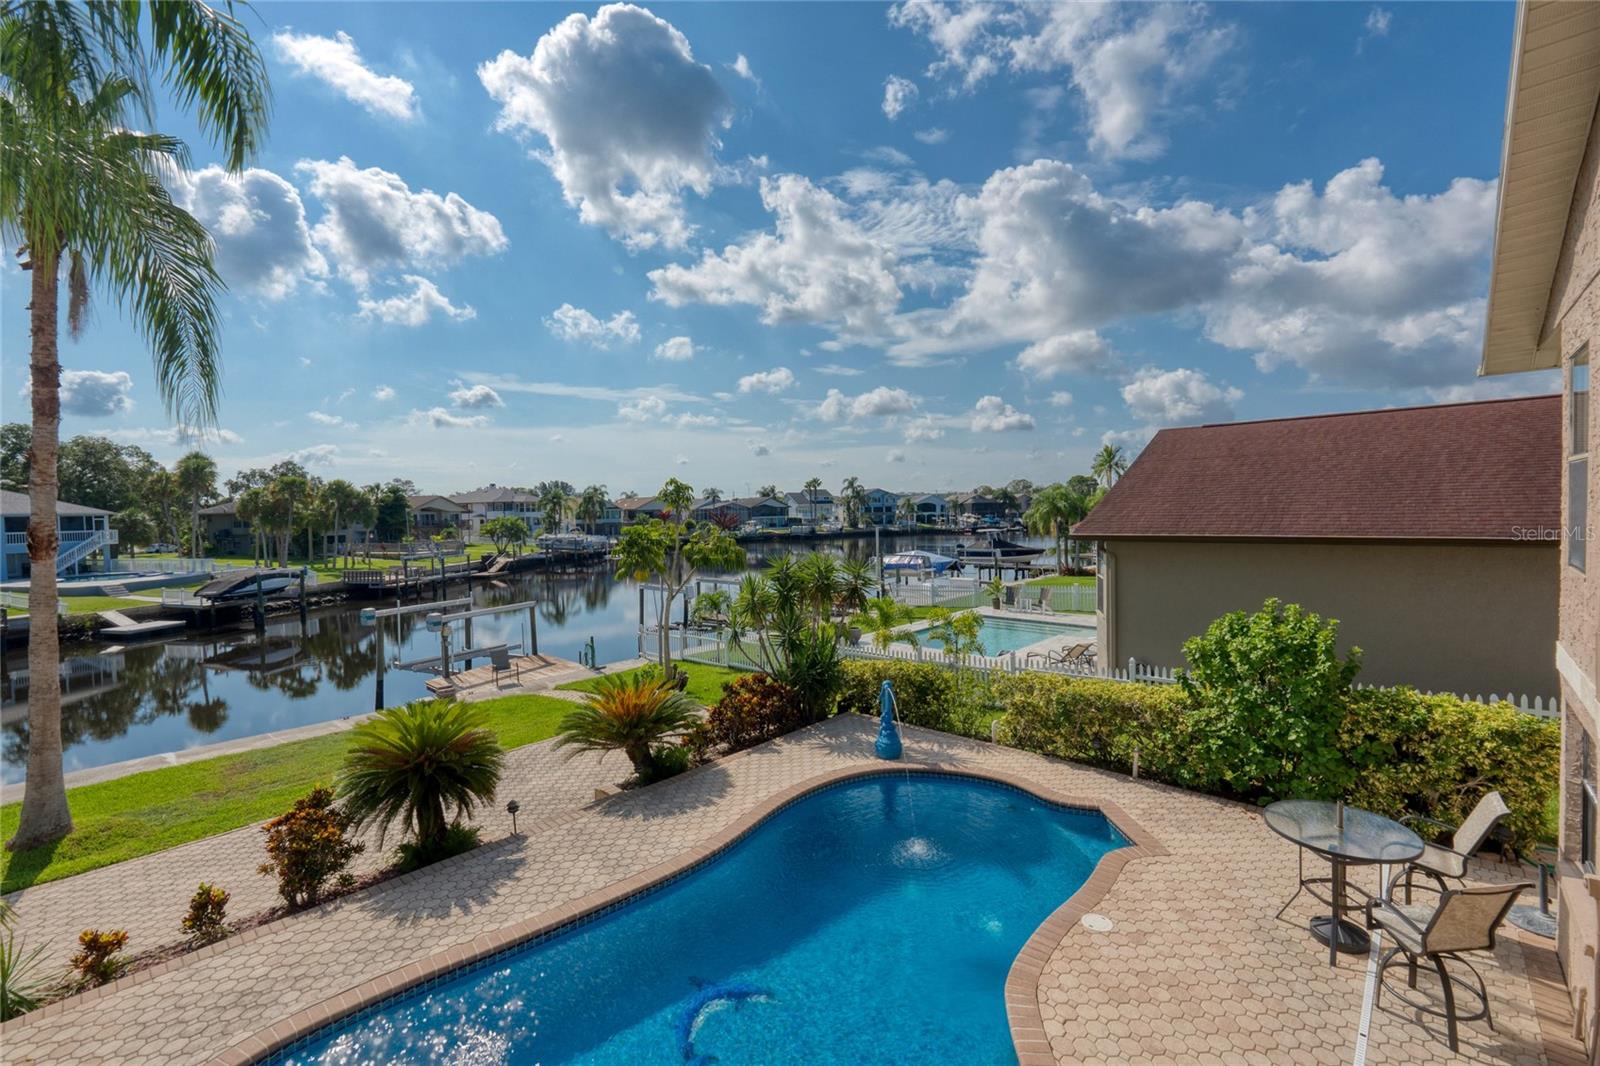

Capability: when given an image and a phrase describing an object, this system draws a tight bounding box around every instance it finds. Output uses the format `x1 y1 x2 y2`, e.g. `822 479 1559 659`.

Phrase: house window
1581 726 1596 874
1571 351 1589 572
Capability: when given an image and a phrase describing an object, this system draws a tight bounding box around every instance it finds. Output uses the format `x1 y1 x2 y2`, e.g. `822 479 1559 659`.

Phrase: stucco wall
1098 538 1558 697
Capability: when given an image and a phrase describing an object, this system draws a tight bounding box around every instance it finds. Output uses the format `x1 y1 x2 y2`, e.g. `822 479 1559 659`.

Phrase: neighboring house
615 496 665 523
1 489 117 581
408 495 465 535
906 493 950 524
950 492 1007 519
199 499 370 556
864 488 900 526
1477 3 1600 1031
784 489 836 525
450 485 541 536
584 500 623 536
736 495 792 528
1071 395 1561 700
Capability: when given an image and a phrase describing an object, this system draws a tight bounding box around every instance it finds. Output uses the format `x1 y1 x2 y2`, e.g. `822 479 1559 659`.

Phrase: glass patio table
1264 799 1423 965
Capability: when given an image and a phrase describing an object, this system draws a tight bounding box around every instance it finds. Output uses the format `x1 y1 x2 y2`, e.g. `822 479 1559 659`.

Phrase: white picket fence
884 576 1095 615
1351 682 1558 719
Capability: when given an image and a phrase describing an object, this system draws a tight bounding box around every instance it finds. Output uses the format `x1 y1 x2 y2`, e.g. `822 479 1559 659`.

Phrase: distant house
199 499 371 556
905 493 950 525
1 490 116 581
450 485 540 537
864 488 900 526
615 496 666 523
950 492 1007 520
408 495 465 535
737 495 792 529
784 489 836 525
1071 396 1561 698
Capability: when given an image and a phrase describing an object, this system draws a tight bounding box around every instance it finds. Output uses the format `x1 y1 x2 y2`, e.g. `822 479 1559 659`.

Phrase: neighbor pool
926 615 1094 656
270 774 1126 1065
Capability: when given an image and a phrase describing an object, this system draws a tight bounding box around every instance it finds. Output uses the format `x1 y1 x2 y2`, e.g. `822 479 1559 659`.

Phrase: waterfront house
949 491 1008 521
864 488 900 526
1 489 117 581
450 485 541 537
407 495 466 535
615 495 667 523
905 492 950 525
736 495 791 529
1475 0 1600 1028
1071 395 1561 699
199 499 372 557
785 489 836 526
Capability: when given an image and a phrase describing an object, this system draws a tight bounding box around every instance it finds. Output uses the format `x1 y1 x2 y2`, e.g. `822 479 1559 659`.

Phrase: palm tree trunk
10 248 74 851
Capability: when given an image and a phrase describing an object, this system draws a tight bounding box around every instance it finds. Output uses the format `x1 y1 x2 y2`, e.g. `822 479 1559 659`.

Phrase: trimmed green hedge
837 660 1559 848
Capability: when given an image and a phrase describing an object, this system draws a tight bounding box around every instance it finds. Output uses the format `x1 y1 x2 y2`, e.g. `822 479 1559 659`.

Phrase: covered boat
953 535 1044 563
879 550 958 574
193 568 300 602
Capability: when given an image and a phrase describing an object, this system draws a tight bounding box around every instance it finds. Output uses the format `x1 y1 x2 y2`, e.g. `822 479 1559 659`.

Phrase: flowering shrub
181 883 230 944
70 929 128 987
257 786 363 910
693 674 807 756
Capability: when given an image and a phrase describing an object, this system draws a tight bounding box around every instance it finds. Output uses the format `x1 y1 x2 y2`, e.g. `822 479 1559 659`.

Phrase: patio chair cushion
1370 899 1435 954
1414 842 1468 879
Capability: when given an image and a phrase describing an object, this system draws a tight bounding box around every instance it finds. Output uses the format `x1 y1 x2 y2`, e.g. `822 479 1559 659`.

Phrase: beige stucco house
1072 395 1561 700
1478 0 1600 1039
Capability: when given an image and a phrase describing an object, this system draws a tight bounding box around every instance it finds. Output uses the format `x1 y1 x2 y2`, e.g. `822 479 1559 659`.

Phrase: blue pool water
927 616 1094 656
273 774 1125 1065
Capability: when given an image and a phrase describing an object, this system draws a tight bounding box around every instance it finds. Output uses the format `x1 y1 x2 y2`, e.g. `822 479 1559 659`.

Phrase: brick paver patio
0 716 1582 1065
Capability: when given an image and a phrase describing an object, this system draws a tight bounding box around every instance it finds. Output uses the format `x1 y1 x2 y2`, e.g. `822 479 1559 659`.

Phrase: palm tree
538 484 569 535
804 476 823 524
174 451 216 559
701 487 722 505
896 495 918 528
144 467 181 544
553 672 699 782
860 596 916 651
840 476 867 528
320 479 365 567
338 700 504 861
264 474 305 565
1023 484 1089 574
836 558 875 616
1092 444 1128 489
235 486 265 565
4 1 271 851
575 484 607 534
757 484 778 499
796 552 840 624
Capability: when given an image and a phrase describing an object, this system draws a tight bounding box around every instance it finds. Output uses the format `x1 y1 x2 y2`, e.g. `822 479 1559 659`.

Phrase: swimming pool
925 615 1094 656
270 774 1127 1065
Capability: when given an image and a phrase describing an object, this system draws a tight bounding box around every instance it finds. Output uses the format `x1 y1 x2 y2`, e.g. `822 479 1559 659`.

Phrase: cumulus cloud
737 367 796 394
817 363 864 377
903 415 944 442
273 30 419 121
357 276 475 326
545 303 641 347
449 384 505 409
58 370 134 417
372 384 396 401
882 75 918 119
109 424 243 446
617 394 668 421
1120 366 1240 426
913 127 949 144
650 175 902 345
168 166 328 299
1048 390 1073 407
1363 7 1392 40
1014 331 1120 380
730 54 758 83
816 385 917 421
479 4 731 249
296 157 507 287
654 336 696 361
286 443 341 467
307 410 356 428
413 407 489 429
970 394 1034 432
750 441 771 456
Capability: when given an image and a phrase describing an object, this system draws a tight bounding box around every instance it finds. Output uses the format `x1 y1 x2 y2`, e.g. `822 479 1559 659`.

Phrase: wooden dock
424 653 579 699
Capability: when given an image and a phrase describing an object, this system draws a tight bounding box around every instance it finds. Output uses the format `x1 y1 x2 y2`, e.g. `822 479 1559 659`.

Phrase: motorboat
193 568 301 602
879 549 959 574
953 534 1045 563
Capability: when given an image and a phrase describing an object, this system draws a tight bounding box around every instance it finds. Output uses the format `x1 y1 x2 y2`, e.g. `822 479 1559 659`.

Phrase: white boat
879 549 959 574
193 568 300 602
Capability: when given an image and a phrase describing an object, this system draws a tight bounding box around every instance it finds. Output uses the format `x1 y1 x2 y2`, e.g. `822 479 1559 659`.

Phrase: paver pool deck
0 716 1584 1065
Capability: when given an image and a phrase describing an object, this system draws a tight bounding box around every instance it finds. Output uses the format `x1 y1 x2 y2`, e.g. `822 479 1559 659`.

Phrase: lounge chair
1398 792 1511 902
1029 642 1092 668
1366 880 1528 1052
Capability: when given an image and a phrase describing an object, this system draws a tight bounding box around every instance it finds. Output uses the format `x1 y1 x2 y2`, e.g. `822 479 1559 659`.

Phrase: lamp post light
506 799 521 835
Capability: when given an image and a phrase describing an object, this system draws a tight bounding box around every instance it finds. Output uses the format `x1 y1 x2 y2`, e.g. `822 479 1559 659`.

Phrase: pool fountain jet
875 680 902 760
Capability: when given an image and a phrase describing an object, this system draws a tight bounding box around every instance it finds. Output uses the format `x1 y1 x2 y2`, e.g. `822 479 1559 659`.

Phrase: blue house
1 489 117 582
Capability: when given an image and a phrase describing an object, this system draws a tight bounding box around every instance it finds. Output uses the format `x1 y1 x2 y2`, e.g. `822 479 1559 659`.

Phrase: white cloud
1120 366 1241 426
412 407 489 429
549 432 566 443
449 384 505 409
750 441 771 456
167 166 328 299
650 175 902 345
816 363 864 377
617 394 668 422
882 75 918 120
654 336 696 361
903 415 944 442
296 157 507 287
357 276 475 326
58 370 133 417
970 394 1034 432
816 385 917 421
1048 390 1073 407
298 357 313 368
737 367 796 394
544 303 641 347
372 384 396 401
1014 331 1120 380
108 424 243 447
887 448 907 463
730 53 758 83
307 410 356 428
286 443 341 467
1364 7 1392 39
479 4 731 249
272 30 418 121
913 127 949 145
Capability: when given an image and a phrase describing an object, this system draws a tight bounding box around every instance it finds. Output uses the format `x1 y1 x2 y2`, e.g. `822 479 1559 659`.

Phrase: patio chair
489 646 519 687
1398 792 1511 903
1031 587 1050 613
1366 880 1528 1052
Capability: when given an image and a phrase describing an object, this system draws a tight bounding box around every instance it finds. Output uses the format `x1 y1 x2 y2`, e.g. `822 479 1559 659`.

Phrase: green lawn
557 662 744 706
0 693 574 892
1024 575 1095 587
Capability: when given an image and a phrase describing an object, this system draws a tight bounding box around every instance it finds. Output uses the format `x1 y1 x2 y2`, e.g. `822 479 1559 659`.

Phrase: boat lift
361 598 540 710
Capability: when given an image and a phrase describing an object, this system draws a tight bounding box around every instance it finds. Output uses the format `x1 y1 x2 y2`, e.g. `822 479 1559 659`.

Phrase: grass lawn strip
556 661 744 707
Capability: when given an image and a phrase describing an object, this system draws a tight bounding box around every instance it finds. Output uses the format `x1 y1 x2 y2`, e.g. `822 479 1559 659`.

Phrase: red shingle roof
1071 395 1561 542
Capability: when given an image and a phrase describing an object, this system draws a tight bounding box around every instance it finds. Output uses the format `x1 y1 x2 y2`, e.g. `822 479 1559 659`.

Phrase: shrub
0 902 55 1020
838 659 1000 739
1178 598 1361 801
697 674 807 755
555 672 701 782
994 672 1192 774
338 700 504 862
638 742 693 785
257 786 364 910
70 929 128 987
395 824 481 873
181 883 229 945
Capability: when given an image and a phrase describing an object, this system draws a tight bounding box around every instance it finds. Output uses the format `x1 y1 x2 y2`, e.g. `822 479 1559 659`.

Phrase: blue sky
1 1 1553 497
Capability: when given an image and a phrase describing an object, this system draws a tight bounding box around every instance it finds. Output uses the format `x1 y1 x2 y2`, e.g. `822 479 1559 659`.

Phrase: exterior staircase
54 528 118 575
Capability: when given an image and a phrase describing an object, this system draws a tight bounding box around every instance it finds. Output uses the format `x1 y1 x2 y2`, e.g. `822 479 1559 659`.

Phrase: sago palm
337 700 505 856
554 672 700 781
3 1 270 850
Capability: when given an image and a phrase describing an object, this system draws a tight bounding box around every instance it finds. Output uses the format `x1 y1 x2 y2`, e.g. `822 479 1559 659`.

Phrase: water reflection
2 533 1043 777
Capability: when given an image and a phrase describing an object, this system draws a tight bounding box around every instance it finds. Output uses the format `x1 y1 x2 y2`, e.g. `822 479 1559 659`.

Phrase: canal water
2 533 1054 778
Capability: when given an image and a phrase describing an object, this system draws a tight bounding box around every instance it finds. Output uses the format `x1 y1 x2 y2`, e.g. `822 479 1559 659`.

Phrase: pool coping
206 760 1164 1066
